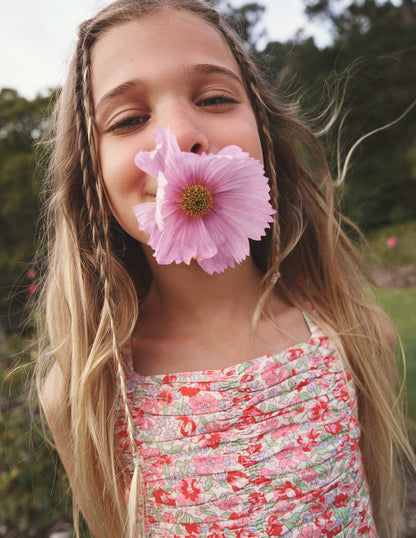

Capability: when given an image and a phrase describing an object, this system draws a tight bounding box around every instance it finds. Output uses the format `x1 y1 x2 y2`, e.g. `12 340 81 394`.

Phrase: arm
41 363 99 537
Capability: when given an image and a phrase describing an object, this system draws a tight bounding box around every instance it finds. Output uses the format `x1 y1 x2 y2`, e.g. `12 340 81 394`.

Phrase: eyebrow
191 63 243 85
94 63 243 115
95 78 144 115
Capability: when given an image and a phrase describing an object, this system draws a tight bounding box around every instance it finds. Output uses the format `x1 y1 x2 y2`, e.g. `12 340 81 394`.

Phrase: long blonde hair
35 1 415 536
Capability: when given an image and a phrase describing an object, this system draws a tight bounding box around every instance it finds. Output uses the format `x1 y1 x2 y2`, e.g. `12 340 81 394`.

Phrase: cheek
98 141 153 244
234 112 264 164
100 144 143 203
249 118 264 163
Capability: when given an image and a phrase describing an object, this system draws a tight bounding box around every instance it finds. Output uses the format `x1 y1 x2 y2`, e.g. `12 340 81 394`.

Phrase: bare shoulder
40 361 65 427
39 362 75 470
40 364 99 536
39 361 73 470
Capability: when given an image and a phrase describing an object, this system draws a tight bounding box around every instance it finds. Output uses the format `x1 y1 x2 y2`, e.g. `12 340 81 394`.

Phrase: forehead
91 9 241 102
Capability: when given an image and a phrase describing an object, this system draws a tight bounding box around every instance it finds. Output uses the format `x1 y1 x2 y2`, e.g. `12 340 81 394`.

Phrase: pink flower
27 270 36 280
226 470 249 492
153 487 176 506
266 515 283 536
161 512 176 523
177 416 197 436
276 444 307 470
386 236 397 247
177 478 201 503
215 492 241 511
28 283 38 295
186 391 219 414
197 453 226 474
181 523 202 534
133 126 275 274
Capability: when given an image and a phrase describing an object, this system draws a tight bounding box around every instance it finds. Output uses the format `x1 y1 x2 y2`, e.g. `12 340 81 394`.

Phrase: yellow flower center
180 184 213 217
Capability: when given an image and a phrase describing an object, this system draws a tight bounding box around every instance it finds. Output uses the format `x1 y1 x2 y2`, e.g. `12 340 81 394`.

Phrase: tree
208 0 266 49
0 88 52 332
282 0 416 229
304 0 415 36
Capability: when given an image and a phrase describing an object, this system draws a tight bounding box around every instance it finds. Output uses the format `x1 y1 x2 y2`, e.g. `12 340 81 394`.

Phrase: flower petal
133 202 157 235
134 126 181 178
132 127 276 274
150 213 218 266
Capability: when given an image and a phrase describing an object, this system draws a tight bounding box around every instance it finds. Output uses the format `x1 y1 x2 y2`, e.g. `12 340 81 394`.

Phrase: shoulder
40 362 72 459
40 363 99 536
40 362 74 479
40 361 65 426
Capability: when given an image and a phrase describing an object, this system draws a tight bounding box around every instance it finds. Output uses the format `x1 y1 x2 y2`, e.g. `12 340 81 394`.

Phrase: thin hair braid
75 29 146 534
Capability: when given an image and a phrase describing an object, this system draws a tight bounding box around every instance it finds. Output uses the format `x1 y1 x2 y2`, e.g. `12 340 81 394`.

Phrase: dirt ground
371 263 416 290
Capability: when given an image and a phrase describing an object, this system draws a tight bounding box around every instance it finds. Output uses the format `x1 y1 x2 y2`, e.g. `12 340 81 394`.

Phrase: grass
364 221 416 268
375 286 416 423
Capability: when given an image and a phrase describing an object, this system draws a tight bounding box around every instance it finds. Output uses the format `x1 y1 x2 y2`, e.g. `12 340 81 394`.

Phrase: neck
140 245 264 323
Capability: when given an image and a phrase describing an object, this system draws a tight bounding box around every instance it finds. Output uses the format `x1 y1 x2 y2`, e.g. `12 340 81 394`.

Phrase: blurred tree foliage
262 0 416 230
0 336 72 536
0 89 71 536
0 88 52 333
213 0 267 48
300 0 416 229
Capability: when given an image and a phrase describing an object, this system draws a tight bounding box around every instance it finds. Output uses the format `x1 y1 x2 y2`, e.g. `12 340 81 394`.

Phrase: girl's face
92 9 263 244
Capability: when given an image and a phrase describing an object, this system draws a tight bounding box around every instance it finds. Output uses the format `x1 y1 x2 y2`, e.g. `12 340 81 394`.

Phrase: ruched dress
115 316 377 537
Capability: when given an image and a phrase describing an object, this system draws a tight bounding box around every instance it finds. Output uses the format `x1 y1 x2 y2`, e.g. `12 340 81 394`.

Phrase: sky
0 0 333 100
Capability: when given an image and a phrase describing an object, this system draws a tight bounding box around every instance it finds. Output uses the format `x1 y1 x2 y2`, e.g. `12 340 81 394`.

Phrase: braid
75 24 146 535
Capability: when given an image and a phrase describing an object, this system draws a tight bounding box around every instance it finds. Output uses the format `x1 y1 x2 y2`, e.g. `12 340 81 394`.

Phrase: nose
159 103 209 155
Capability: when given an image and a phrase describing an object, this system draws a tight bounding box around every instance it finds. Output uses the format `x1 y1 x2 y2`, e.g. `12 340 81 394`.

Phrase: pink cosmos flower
133 126 276 274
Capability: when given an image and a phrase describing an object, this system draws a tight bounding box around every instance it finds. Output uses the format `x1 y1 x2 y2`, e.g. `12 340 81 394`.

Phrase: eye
197 94 238 107
107 114 149 133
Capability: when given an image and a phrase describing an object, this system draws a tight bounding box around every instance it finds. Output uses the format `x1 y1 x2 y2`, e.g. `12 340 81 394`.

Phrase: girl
36 0 415 537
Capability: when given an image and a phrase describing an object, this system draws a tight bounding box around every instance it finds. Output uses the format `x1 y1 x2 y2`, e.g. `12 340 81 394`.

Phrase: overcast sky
1 0 333 99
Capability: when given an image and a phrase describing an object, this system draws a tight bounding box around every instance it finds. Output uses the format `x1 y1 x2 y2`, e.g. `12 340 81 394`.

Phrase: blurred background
1 0 415 536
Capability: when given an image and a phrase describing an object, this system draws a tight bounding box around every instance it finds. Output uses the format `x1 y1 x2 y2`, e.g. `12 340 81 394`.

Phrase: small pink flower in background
386 237 397 248
133 126 276 274
28 283 38 295
27 269 36 280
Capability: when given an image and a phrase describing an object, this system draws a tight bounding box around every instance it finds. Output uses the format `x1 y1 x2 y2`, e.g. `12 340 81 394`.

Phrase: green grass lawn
375 286 416 423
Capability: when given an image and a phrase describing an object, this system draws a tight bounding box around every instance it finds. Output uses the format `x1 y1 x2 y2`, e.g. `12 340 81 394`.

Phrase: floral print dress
115 316 377 537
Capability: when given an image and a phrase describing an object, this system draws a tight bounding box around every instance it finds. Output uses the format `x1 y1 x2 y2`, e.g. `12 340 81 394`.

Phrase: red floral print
116 316 377 537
